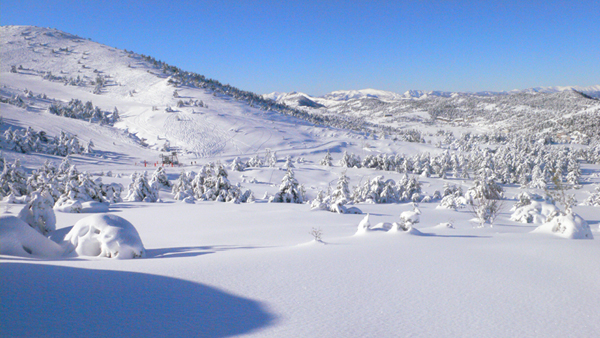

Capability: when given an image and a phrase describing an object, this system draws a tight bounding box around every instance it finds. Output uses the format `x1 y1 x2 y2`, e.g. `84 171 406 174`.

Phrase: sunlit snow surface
1 25 600 337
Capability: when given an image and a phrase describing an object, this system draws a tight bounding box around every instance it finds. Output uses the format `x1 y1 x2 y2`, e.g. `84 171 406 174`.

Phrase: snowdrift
0 215 64 257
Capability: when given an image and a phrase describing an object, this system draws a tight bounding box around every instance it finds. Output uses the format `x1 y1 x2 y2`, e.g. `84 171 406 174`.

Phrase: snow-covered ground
2 25 600 337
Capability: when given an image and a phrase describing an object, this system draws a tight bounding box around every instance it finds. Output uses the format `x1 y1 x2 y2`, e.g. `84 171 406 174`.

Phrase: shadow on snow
0 263 276 338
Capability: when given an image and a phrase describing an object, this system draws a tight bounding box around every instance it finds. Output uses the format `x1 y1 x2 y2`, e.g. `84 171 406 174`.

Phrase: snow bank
0 215 64 257
532 213 593 239
64 214 146 258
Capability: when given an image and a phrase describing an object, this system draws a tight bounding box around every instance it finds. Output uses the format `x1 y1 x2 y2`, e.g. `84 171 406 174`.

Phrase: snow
2 25 600 338
64 214 146 258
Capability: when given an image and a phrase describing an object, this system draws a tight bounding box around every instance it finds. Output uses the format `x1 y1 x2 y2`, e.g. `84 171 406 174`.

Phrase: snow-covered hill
1 25 371 164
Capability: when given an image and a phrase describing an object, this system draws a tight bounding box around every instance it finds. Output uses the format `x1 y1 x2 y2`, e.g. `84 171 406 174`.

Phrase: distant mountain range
264 85 600 109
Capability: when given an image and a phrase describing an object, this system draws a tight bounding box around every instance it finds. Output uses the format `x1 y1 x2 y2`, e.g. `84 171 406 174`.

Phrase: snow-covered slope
1 25 363 164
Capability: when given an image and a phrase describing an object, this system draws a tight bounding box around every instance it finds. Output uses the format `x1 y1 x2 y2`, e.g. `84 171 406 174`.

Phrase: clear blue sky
2 0 599 96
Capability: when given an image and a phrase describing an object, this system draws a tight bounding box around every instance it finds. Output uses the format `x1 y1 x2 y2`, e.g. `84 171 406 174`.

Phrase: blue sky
2 1 599 96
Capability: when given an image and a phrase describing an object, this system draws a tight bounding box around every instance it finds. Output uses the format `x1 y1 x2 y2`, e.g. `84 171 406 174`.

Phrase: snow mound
510 201 559 224
371 222 393 231
329 203 363 214
64 214 146 258
400 207 421 226
402 226 425 236
388 222 424 235
0 215 64 257
532 213 593 239
355 214 372 235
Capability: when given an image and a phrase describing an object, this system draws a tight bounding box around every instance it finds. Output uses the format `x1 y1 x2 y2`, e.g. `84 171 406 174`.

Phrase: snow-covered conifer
270 168 305 203
125 172 159 202
84 139 94 154
150 166 171 189
320 151 333 166
329 171 351 205
17 191 56 235
230 157 247 171
247 154 263 168
282 156 294 170
583 184 600 207
172 170 193 200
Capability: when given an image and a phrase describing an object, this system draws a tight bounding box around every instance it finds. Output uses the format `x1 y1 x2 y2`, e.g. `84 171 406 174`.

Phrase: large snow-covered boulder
532 213 593 239
0 215 64 257
64 214 146 258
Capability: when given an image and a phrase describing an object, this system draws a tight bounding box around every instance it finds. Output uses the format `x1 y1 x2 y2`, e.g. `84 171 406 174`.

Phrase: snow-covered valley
1 25 600 337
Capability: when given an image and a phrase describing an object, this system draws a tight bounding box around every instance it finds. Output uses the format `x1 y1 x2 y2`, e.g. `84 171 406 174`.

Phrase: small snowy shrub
309 227 323 242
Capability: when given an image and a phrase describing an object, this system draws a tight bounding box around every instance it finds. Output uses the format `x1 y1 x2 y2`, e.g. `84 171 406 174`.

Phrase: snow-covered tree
320 151 333 166
584 184 600 207
266 149 277 167
230 157 247 171
17 190 56 235
190 162 253 203
0 159 28 198
329 171 351 205
149 166 171 189
247 154 263 168
270 168 305 203
172 170 194 201
84 139 94 154
310 189 330 210
466 176 503 204
125 172 159 202
282 156 294 170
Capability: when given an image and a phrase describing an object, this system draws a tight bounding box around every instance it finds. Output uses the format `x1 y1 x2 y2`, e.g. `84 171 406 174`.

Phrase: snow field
2 25 600 337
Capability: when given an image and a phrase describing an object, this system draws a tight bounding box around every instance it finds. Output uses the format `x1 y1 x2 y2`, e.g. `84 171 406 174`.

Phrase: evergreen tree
320 150 333 166
270 168 305 203
329 171 351 204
